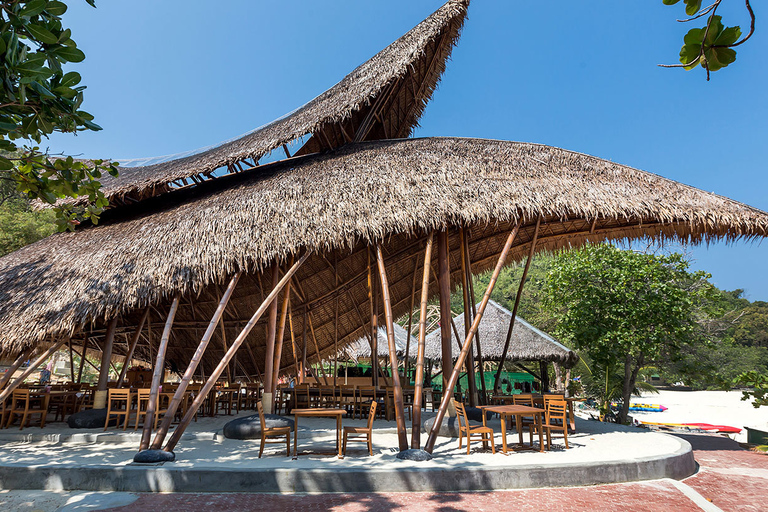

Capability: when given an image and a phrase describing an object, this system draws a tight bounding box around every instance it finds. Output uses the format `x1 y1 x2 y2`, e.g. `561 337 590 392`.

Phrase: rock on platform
223 414 295 440
67 408 118 429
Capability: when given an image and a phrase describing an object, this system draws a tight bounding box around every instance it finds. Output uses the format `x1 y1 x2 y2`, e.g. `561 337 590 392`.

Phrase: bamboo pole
76 334 86 383
0 347 32 391
404 256 419 383
67 338 75 383
367 248 379 388
164 251 310 453
412 231 434 448
462 228 487 404
97 318 118 391
116 308 150 387
220 319 232 384
376 245 408 451
150 273 240 450
307 310 329 385
493 216 541 393
0 338 67 403
459 228 478 407
425 223 521 453
271 275 291 395
140 296 179 451
301 309 308 384
263 262 280 411
436 231 453 399
334 253 339 387
288 302 300 379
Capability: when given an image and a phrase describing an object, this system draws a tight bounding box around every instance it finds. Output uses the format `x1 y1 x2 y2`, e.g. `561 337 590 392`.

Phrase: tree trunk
618 353 644 425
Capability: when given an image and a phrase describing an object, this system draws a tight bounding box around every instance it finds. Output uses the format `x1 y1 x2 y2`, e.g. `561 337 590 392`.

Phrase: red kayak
642 421 741 433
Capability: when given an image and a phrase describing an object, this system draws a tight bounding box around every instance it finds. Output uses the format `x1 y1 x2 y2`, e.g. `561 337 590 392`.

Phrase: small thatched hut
423 300 579 368
342 326 412 363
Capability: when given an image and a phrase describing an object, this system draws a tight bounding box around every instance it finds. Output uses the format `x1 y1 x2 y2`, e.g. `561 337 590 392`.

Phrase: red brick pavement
100 433 768 512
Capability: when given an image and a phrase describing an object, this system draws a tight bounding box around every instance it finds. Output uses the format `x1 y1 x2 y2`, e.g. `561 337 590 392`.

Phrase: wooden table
490 395 583 432
478 404 545 454
291 408 347 459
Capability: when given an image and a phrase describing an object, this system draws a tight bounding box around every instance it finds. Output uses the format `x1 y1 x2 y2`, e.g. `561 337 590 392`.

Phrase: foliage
0 176 54 255
0 0 117 230
661 0 755 80
543 244 710 423
734 370 768 407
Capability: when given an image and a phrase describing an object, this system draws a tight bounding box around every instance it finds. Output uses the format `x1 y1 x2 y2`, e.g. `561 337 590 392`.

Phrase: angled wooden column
116 308 150 387
367 247 379 388
164 251 310 453
140 296 180 451
271 275 292 395
263 262 280 412
0 347 32 391
404 258 419 383
425 223 521 453
150 273 240 450
0 339 66 402
412 232 433 448
462 227 487 404
436 230 454 405
459 227 478 407
97 318 118 391
376 245 408 451
494 216 541 393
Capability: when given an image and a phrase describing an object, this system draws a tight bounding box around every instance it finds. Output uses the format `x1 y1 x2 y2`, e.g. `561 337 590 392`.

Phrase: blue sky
45 1 768 300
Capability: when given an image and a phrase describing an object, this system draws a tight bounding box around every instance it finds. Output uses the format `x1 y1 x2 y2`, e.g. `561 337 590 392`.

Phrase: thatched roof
83 0 469 208
423 300 579 367
2 136 767 377
342 326 413 361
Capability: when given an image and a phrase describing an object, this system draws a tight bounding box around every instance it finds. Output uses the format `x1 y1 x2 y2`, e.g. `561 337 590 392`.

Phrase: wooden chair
338 385 356 415
4 389 48 430
104 388 132 431
454 399 495 455
257 400 291 458
134 389 168 430
343 399 377 456
319 385 336 408
357 386 377 419
543 394 566 428
294 383 311 409
540 399 569 450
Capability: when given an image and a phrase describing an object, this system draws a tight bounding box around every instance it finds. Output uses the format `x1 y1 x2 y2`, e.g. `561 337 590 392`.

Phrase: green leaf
0 37 6 54
52 45 85 62
0 156 13 170
704 15 725 46
714 26 741 47
20 0 48 18
46 1 68 16
663 0 681 4
684 0 702 16
683 27 705 46
25 23 58 45
59 70 81 88
703 47 737 72
679 43 701 68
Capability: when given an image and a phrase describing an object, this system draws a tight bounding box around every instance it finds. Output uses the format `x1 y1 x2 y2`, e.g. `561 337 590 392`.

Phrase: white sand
629 390 768 443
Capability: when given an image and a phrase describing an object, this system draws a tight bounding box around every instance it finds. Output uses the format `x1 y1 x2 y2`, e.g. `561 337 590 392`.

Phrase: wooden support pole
334 254 339 387
271 275 291 394
425 223 521 453
67 338 75 383
367 247 379 388
164 251 310 453
539 360 550 393
307 310 329 385
437 231 453 401
0 338 67 403
493 216 541 393
301 309 308 384
263 262 280 409
140 296 179 451
0 347 32 391
288 302 300 379
404 256 419 383
117 308 150 387
376 245 409 451
459 227 478 407
151 273 240 450
76 334 86 383
220 319 232 384
97 318 118 391
412 232 433 449
462 228 487 404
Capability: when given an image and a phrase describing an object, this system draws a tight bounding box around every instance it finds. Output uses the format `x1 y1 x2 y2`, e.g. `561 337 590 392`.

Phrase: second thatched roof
424 300 579 367
341 326 413 362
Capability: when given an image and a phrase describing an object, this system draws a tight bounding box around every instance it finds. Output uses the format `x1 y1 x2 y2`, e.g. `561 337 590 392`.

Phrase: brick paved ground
101 433 768 512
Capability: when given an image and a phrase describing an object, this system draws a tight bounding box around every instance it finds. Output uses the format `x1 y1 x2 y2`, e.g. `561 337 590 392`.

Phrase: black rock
422 416 462 438
396 448 432 461
67 408 118 429
222 414 295 440
133 449 176 463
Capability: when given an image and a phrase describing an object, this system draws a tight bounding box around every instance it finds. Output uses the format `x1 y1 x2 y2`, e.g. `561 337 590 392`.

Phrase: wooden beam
376 244 409 451
264 263 280 395
412 231 434 449
140 296 179 451
425 223 521 453
463 227 487 404
437 231 453 395
97 318 118 391
493 216 541 393
459 229 478 407
271 272 292 395
151 274 240 450
117 308 150 387
164 251 310 453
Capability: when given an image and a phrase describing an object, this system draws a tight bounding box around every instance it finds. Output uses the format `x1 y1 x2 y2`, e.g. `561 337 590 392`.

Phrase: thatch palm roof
341 326 413 362
423 300 579 367
2 136 767 377
88 0 469 208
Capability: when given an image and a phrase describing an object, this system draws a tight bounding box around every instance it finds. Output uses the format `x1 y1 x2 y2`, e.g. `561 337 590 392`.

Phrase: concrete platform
0 411 695 493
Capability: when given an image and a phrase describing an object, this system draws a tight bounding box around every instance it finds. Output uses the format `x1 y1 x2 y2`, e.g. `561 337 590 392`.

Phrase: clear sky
45 1 768 300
